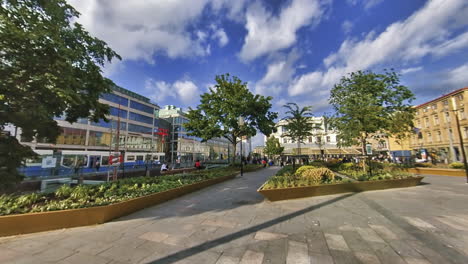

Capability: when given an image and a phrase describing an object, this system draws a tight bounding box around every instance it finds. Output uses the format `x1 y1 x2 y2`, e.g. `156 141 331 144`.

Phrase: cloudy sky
68 0 468 147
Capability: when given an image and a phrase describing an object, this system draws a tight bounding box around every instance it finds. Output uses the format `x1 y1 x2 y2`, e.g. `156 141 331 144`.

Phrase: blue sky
69 0 468 146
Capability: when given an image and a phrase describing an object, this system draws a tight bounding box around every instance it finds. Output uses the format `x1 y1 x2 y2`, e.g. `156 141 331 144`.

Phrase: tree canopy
281 103 318 155
0 0 121 187
329 70 415 155
264 136 284 157
184 74 278 162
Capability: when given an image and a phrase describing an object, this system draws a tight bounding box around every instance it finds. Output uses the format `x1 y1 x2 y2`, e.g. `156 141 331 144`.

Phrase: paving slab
1 169 468 264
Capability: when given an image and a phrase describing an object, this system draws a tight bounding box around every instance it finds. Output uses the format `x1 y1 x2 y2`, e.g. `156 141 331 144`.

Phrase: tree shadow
145 193 355 264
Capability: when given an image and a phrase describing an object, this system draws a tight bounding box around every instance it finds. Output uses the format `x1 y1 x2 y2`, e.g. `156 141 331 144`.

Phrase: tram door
89 155 100 168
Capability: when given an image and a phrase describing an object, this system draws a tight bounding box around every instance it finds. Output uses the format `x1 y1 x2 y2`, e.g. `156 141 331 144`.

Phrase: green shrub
301 168 335 182
276 165 296 176
294 165 317 176
449 162 465 169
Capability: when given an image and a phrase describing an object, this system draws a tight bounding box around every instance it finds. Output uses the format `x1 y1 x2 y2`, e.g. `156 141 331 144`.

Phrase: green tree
329 70 415 157
264 136 284 158
184 74 278 164
0 0 121 188
281 103 318 155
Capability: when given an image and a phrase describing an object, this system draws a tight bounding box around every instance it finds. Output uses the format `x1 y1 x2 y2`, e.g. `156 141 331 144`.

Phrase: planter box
258 177 424 201
406 168 465 177
0 173 236 237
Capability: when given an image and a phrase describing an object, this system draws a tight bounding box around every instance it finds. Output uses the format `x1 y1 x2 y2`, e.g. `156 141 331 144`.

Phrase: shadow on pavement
146 192 355 264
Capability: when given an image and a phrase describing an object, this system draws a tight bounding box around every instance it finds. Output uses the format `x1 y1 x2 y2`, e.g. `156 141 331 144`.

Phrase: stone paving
1 167 468 264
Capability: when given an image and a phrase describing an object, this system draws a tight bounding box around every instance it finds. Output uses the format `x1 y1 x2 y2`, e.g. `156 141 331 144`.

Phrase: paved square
1 167 468 264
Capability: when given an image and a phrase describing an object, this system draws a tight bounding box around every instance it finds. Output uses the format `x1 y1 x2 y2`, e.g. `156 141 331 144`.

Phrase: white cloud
145 79 200 106
255 50 300 96
213 28 229 47
289 0 468 97
346 0 384 10
68 0 246 70
342 20 353 34
401 66 423 75
446 63 468 88
239 0 328 62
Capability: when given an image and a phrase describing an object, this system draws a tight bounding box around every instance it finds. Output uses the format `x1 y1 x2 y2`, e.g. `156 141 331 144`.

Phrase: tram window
152 156 159 160
101 156 109 165
26 156 43 166
77 155 87 166
62 155 76 167
127 155 135 161
136 155 144 161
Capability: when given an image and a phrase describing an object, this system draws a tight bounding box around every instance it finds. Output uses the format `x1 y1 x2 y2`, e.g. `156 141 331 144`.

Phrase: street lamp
451 97 468 183
238 117 244 177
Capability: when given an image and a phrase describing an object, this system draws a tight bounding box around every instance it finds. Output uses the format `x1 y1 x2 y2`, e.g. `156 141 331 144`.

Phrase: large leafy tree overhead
264 136 284 158
184 74 278 164
281 103 318 155
0 0 121 187
329 70 415 155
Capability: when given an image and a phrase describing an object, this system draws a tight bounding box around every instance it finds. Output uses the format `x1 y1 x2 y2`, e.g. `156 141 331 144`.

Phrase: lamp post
451 97 468 183
238 117 244 177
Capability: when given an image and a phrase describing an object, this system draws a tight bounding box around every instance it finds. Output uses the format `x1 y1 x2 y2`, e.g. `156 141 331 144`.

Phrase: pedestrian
95 159 101 171
262 159 267 168
161 163 168 172
195 160 201 170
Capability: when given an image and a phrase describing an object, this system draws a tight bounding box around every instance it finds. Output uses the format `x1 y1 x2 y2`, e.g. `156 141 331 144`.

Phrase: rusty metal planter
258 176 424 201
0 173 237 237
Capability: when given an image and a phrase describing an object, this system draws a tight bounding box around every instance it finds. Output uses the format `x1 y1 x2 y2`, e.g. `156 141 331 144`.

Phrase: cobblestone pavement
1 167 468 264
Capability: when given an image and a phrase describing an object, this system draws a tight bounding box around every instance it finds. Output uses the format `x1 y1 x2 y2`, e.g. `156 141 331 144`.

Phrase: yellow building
410 87 468 163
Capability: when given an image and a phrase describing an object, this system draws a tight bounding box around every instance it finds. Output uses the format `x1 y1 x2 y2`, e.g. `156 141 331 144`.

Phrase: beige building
269 117 360 157
410 87 468 163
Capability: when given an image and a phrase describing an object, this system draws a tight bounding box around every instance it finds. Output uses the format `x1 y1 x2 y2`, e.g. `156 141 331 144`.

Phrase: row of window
416 94 464 115
101 93 156 115
416 110 466 128
414 127 468 143
282 136 333 144
128 111 153 125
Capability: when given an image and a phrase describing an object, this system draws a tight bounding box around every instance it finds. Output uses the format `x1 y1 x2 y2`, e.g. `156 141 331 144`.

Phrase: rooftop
416 87 468 108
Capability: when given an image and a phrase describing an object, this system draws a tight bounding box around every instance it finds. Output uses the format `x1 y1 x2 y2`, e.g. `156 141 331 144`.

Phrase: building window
101 93 129 106
431 104 437 110
457 94 464 101
437 131 442 142
109 107 128 118
129 112 153 125
415 110 419 116
417 119 421 127
460 109 466 119
433 115 439 125
308 137 312 143
445 112 451 122
427 132 432 143
326 136 331 142
283 138 287 144
130 100 155 114
425 117 430 128
464 127 468 139
443 100 449 106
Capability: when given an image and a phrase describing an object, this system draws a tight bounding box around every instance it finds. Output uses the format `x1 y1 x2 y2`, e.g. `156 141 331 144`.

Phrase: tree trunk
362 138 367 173
231 141 237 166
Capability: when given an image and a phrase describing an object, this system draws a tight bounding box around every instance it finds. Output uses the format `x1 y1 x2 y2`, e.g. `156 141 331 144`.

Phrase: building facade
410 87 468 163
158 105 233 167
18 85 166 154
269 117 360 157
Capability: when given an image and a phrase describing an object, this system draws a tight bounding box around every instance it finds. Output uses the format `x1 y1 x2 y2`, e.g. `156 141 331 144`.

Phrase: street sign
41 156 57 168
109 153 123 166
366 144 373 155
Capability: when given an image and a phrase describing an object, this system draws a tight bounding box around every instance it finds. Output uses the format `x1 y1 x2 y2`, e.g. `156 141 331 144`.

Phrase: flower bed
257 164 423 201
0 167 246 216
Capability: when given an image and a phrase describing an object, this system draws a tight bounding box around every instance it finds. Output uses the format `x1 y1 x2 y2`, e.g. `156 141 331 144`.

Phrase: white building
267 117 360 156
